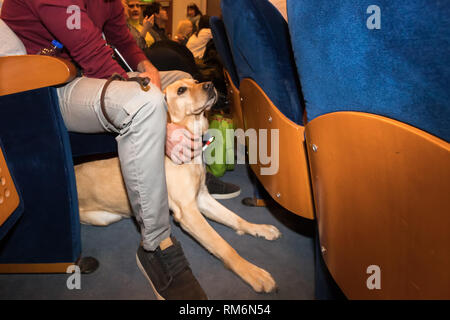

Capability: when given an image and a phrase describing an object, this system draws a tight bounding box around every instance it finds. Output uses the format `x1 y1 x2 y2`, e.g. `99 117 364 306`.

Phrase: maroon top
1 0 147 79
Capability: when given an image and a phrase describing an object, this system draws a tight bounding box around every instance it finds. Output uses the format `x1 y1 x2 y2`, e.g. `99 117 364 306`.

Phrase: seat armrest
0 55 76 96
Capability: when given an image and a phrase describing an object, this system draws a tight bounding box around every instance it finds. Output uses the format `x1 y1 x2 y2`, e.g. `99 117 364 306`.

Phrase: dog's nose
202 82 213 91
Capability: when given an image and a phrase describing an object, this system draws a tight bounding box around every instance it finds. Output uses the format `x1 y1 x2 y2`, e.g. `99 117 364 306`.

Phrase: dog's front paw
251 224 281 241
242 264 277 293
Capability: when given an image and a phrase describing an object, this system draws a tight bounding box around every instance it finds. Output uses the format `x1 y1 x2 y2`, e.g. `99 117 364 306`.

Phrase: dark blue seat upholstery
221 0 304 125
69 132 117 158
0 18 117 268
210 16 240 88
0 87 81 263
287 0 450 141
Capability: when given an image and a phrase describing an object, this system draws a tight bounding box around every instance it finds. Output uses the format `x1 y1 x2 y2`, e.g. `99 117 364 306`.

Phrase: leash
100 73 151 127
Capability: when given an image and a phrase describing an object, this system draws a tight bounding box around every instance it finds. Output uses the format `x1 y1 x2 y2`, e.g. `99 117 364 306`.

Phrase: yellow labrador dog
75 79 281 293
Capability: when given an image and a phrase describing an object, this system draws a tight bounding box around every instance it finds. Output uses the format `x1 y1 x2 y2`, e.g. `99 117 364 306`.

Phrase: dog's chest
187 163 205 182
165 157 206 192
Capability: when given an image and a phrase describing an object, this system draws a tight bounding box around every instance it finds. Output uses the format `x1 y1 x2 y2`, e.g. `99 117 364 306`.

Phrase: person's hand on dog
137 60 161 90
166 123 203 164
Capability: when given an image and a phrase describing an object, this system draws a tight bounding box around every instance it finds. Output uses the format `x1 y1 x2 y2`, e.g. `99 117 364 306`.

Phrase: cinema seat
288 0 450 299
221 0 314 219
0 55 83 272
0 20 116 273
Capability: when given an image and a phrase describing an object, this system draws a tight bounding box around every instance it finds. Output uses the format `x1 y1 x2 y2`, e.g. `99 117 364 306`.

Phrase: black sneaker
136 237 207 300
205 171 241 199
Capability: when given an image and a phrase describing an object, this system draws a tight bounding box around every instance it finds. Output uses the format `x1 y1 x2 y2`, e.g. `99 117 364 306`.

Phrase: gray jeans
57 70 192 251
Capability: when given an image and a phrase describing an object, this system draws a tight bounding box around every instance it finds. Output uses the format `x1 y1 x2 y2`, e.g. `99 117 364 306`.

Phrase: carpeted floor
0 164 315 300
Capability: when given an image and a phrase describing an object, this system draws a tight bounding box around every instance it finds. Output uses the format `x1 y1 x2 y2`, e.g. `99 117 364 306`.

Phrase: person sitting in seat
186 3 202 34
143 2 169 42
120 1 200 80
124 0 155 50
187 15 227 100
1 0 239 300
186 15 213 59
173 20 194 46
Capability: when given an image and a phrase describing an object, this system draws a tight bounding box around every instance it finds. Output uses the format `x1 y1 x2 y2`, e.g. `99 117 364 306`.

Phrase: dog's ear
166 96 186 124
164 81 189 123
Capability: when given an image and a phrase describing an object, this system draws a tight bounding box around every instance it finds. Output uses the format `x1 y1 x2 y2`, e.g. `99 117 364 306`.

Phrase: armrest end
0 55 77 96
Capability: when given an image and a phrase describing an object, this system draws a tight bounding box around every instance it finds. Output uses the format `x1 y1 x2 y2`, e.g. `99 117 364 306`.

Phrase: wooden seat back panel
240 78 314 219
306 111 450 299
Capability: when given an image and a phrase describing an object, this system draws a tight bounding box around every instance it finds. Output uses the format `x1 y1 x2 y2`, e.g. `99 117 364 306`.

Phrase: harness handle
100 73 151 127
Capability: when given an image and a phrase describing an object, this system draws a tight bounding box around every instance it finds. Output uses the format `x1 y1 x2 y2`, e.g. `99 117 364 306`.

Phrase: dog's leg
173 201 277 293
79 210 124 226
197 189 281 240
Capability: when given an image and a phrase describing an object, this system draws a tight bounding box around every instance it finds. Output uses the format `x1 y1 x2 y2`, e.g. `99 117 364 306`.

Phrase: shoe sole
210 189 241 200
136 253 165 300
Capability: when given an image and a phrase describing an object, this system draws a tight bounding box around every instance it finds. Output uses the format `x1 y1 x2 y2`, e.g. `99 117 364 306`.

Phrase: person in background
173 20 193 46
187 14 227 110
124 0 155 49
186 15 212 59
186 3 202 34
121 2 201 89
143 2 169 42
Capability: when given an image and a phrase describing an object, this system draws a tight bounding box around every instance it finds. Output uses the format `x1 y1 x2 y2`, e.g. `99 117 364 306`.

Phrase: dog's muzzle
191 82 218 115
203 81 216 99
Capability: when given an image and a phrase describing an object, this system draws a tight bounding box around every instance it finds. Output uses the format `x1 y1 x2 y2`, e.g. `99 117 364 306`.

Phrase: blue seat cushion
210 16 240 88
222 0 304 125
69 132 117 158
0 88 81 263
287 0 450 141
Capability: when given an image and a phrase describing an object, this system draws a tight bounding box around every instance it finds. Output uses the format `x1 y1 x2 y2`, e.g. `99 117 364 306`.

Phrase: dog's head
164 78 217 124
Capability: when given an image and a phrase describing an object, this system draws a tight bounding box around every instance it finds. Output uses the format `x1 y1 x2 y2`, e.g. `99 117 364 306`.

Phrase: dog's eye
177 87 187 95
